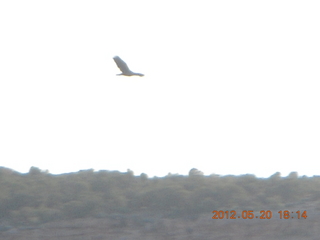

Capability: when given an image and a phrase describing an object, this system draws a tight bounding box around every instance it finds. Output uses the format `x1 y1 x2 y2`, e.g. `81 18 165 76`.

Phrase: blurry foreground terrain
0 167 319 239
1 212 319 240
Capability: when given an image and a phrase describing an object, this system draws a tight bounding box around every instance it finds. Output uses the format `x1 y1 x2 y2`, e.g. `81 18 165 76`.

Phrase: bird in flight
113 56 144 77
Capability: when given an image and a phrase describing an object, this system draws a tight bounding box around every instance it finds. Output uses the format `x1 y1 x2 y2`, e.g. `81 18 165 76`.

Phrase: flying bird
113 56 144 77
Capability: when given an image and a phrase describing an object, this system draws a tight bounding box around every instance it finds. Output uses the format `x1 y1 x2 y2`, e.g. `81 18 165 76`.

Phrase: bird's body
113 56 144 77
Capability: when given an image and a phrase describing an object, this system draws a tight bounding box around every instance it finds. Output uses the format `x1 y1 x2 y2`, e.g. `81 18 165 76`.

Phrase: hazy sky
0 0 319 178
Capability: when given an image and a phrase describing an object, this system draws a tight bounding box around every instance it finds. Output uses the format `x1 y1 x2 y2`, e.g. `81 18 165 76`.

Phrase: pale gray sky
0 0 319 177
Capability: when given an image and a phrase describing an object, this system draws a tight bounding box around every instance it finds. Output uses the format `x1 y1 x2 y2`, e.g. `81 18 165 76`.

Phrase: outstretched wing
113 56 132 75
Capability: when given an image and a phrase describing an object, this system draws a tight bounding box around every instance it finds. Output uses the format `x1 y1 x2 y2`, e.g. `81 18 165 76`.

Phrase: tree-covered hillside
0 167 319 226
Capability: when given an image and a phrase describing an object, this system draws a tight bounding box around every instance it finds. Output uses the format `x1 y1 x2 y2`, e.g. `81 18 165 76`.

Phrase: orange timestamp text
211 210 308 220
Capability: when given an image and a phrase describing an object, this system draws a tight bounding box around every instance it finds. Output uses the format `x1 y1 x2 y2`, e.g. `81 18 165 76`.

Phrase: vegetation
0 166 319 226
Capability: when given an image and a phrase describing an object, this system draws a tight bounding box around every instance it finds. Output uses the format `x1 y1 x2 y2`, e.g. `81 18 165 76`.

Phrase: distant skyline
1 0 319 178
0 165 307 179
